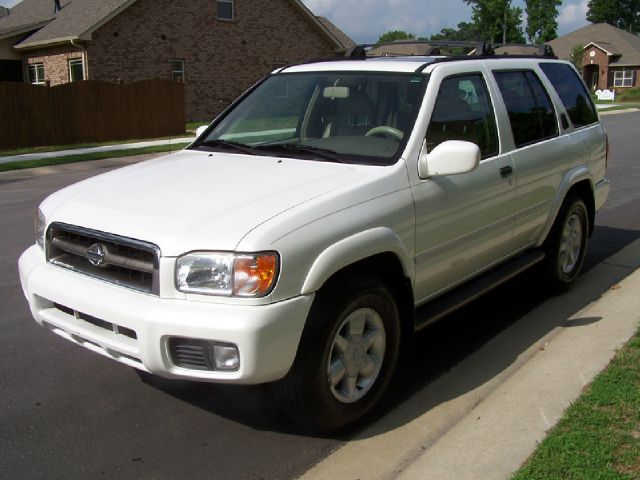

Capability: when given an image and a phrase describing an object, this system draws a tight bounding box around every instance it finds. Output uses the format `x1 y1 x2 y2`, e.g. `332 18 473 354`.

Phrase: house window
28 63 45 85
69 59 84 82
171 59 185 82
614 69 635 88
217 0 233 20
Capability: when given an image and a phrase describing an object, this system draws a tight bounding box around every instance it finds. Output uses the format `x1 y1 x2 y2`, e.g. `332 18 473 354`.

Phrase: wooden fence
0 79 185 150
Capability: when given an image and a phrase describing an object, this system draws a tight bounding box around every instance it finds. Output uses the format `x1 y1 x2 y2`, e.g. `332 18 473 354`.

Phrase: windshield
191 72 427 165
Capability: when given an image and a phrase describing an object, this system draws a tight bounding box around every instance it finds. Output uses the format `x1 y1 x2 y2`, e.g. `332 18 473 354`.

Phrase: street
1 112 639 479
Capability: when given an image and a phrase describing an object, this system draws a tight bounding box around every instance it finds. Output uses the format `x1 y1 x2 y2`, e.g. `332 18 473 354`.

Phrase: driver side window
426 74 499 159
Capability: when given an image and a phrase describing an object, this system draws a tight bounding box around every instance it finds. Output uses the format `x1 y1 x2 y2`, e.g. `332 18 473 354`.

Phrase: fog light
212 343 240 371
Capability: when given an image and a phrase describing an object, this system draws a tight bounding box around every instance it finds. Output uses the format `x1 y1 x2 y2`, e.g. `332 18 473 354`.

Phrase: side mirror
418 140 480 179
195 125 208 138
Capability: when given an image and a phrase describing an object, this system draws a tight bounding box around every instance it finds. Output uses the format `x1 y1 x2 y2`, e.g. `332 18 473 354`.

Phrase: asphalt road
1 113 639 480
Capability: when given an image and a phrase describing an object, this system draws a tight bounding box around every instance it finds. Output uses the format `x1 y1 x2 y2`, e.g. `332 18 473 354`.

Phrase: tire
274 275 401 434
542 195 589 293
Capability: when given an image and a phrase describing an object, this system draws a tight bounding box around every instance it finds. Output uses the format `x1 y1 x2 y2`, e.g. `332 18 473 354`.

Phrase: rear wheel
275 276 401 434
542 195 589 293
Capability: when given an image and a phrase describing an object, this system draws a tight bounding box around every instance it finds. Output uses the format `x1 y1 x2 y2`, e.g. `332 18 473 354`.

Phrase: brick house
547 23 640 92
0 0 354 121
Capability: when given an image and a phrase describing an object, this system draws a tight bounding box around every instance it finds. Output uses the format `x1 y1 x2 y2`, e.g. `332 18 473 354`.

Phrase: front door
410 72 517 302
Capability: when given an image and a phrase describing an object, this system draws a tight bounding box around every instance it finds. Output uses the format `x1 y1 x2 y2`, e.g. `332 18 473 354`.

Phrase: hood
42 150 371 256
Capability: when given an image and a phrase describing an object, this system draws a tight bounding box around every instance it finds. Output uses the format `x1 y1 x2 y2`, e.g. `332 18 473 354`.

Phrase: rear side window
540 63 598 128
426 74 499 159
494 70 558 148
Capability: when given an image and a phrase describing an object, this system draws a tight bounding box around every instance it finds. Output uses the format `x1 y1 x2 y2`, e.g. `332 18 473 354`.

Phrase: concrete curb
300 239 640 480
0 137 194 165
599 107 640 116
0 152 168 181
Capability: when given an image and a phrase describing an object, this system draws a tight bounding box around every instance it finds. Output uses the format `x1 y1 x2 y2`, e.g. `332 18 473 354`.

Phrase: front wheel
275 277 401 434
542 195 589 293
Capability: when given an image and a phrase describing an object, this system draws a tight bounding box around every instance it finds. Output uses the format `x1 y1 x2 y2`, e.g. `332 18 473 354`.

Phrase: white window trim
613 69 635 88
68 58 84 82
216 0 234 20
28 63 45 85
171 59 185 82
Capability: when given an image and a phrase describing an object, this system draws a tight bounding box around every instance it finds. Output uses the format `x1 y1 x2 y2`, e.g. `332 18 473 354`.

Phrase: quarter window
539 63 598 128
494 70 558 148
28 63 45 85
68 59 84 82
171 59 185 82
216 0 233 20
614 69 635 88
426 74 499 159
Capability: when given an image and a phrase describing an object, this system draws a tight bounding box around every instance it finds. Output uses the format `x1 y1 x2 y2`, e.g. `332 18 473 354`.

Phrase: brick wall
25 46 83 85
86 0 338 121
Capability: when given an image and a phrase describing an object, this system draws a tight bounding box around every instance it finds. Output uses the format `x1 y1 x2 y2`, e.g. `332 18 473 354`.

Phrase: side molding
301 227 413 294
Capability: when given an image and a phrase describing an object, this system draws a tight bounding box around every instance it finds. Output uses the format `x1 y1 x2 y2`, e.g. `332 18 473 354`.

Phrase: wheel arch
539 167 596 245
301 228 415 339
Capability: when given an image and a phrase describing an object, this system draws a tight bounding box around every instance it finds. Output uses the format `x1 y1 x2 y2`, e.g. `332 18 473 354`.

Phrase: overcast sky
302 0 590 42
0 0 590 42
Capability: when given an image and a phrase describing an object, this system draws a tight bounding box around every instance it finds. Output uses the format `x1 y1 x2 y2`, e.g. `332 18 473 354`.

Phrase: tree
377 30 416 44
429 22 481 41
525 0 562 43
587 0 640 33
569 44 585 74
464 0 525 43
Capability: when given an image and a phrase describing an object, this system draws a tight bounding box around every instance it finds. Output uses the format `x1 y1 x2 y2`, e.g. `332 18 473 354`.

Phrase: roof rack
344 40 556 60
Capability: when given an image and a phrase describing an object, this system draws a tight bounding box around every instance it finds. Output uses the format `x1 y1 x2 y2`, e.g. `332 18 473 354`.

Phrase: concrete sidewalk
301 239 640 480
0 136 195 165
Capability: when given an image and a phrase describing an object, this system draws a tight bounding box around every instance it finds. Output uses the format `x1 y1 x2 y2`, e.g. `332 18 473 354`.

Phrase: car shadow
137 225 640 438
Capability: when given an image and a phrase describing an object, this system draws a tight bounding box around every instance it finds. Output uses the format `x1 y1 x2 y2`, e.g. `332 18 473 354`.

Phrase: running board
414 250 546 332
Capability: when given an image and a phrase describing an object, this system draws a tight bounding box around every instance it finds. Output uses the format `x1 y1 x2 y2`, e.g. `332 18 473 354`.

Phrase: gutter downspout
70 39 88 80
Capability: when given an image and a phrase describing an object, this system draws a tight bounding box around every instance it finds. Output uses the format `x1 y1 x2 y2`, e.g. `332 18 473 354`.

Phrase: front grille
169 338 213 371
46 223 160 295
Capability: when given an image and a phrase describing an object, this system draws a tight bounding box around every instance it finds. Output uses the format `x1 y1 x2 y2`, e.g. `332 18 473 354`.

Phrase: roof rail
345 40 556 60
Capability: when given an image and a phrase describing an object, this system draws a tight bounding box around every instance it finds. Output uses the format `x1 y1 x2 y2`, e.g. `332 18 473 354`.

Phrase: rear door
489 64 577 247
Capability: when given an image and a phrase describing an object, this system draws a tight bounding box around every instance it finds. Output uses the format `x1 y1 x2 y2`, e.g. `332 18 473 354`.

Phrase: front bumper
18 245 313 384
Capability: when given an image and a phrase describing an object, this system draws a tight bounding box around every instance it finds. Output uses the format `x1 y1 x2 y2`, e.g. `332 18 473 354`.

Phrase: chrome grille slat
46 223 160 295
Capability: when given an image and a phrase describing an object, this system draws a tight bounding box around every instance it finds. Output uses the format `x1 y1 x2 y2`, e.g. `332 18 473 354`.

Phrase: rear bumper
19 245 313 384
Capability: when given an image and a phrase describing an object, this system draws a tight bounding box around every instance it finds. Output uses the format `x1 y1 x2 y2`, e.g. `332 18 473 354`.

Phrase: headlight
176 252 279 297
35 208 45 250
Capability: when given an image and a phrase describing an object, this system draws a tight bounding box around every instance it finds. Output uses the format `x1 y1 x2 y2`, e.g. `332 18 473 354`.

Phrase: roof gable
2 0 348 52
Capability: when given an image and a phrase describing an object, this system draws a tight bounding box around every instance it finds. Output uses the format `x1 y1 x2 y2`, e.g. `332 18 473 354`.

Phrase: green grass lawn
512 328 640 480
0 143 190 173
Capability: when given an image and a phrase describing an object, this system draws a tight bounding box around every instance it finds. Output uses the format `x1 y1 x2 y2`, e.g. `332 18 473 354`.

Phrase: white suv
19 46 609 433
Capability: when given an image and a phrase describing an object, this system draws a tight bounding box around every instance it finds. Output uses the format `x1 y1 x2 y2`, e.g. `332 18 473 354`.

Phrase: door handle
499 166 513 178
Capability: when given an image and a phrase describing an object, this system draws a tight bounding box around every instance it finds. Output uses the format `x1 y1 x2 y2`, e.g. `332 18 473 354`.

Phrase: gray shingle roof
0 0 132 46
0 0 59 38
315 16 355 50
547 23 640 67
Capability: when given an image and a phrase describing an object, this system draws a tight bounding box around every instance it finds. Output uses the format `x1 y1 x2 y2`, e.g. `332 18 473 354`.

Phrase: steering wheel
365 126 404 141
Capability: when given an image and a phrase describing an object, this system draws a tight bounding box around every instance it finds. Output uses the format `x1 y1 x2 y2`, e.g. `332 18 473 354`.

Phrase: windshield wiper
197 139 257 156
254 143 344 163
